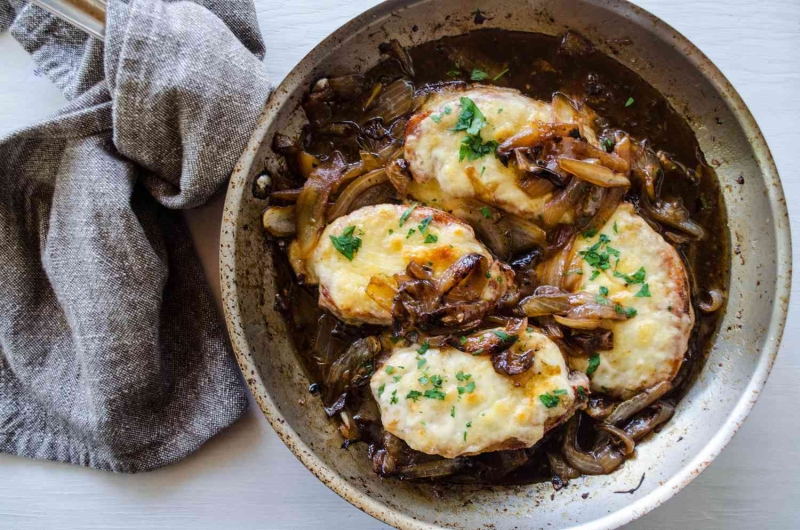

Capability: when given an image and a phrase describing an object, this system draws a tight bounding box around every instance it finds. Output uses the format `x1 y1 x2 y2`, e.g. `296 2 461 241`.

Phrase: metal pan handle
29 0 107 41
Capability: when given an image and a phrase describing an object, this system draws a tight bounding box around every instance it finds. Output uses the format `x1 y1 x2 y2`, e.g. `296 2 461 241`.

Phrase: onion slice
261 205 297 237
558 158 630 187
327 168 388 222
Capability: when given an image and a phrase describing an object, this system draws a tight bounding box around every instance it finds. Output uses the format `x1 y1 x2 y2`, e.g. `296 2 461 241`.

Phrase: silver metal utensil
29 0 106 41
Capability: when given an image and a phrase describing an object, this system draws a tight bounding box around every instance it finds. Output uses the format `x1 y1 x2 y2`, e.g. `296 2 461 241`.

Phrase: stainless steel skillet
220 1 790 529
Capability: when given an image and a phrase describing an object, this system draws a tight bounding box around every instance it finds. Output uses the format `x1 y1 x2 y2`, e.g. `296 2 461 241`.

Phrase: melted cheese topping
370 330 577 458
568 204 694 399
404 86 595 220
299 204 507 325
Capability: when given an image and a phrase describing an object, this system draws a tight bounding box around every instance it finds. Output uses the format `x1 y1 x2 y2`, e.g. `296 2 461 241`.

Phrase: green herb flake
600 286 609 297
451 97 487 135
418 376 428 385
330 225 362 261
459 336 468 345
471 68 490 81
418 215 433 235
625 96 635 107
601 137 615 153
406 228 416 238
480 166 486 176
466 421 472 428
424 233 439 244
553 388 568 396
455 371 472 382
497 108 503 114
539 392 560 408
393 375 401 382
582 228 598 239
417 341 430 355
463 431 467 441
447 68 462 78
390 390 398 404
492 330 510 341
472 348 485 356
385 365 396 375
406 390 422 402
451 405 456 418
635 283 651 298
430 114 442 123
457 381 476 395
429 374 444 388
399 202 418 227
459 133 498 162
586 353 601 376
423 389 447 400
492 67 510 80
625 307 638 318
590 270 601 281
613 221 619 234
614 267 647 285
378 383 386 398
577 386 586 399
444 105 452 115
417 358 427 369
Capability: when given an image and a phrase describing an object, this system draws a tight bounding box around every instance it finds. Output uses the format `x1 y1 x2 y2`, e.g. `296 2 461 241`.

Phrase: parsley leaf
430 114 442 123
417 341 430 355
455 371 472 382
470 68 490 81
625 96 635 107
492 67 509 80
586 353 601 375
418 215 433 235
479 206 492 219
399 202 418 227
582 228 598 239
491 330 510 341
329 225 362 261
423 389 446 400
451 97 487 135
539 392 560 408
625 307 638 318
553 388 568 396
450 405 456 418
614 267 647 285
613 221 619 234
406 390 422 402
601 137 616 153
429 374 443 388
458 133 498 162
417 358 427 369
385 366 395 375
635 283 651 297
457 381 476 394
577 386 586 399
390 390 398 404
378 383 386 398
424 233 438 244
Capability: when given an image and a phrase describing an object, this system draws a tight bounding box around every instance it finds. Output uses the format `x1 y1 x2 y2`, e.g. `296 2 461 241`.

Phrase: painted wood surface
0 1 797 528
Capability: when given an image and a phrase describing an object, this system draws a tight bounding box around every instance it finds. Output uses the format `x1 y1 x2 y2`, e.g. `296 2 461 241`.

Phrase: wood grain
0 1 798 529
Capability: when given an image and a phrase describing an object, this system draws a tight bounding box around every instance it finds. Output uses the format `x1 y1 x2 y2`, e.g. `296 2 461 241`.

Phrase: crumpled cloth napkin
0 0 272 472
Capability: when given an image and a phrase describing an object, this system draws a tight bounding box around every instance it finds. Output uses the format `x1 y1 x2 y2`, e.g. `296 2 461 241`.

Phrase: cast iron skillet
220 1 791 528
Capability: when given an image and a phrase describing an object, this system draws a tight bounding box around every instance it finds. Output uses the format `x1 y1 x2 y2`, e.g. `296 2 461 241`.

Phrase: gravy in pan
266 29 729 485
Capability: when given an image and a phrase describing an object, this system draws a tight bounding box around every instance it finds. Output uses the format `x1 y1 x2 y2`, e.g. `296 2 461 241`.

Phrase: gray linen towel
0 0 272 472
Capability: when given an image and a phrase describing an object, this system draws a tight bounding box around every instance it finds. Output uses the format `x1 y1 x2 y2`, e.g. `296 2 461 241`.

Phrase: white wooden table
1 1 797 529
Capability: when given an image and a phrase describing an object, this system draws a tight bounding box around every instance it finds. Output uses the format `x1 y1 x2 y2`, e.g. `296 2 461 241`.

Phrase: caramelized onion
547 451 581 480
606 381 672 425
542 176 586 227
558 158 630 187
562 415 624 475
450 202 546 260
697 289 724 313
270 188 303 202
379 39 415 77
327 169 388 222
597 424 636 455
498 122 579 156
553 315 601 330
639 195 705 240
386 159 412 199
261 205 297 237
323 336 382 416
625 401 675 441
366 275 397 311
397 458 469 480
367 79 414 123
295 153 347 258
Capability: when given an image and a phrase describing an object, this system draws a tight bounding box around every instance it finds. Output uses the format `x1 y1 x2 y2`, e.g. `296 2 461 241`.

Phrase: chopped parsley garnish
539 392 560 408
459 335 467 345
455 371 472 382
378 383 386 398
600 286 609 296
417 358 427 369
564 269 583 276
429 374 443 388
492 68 510 80
444 105 452 115
418 215 433 235
614 267 647 285
480 166 486 176
497 108 503 113
447 68 462 78
492 330 510 341
406 390 422 402
418 375 428 385
480 206 492 219
451 405 456 418
385 366 395 375
472 348 485 356
424 233 439 244
470 68 490 80
625 307 638 318
589 270 601 280
457 381 476 394
625 96 635 107
393 375 401 382
430 114 442 123
463 431 468 441
417 341 430 355
390 390 398 404
586 353 601 376
406 228 416 238
635 283 651 297
582 228 598 239
613 221 619 234
399 202 418 227
601 137 616 153
451 97 486 135
424 389 446 400
466 421 472 428
553 388 568 396
577 386 586 399
388 228 394 235
330 225 362 261
459 134 498 162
